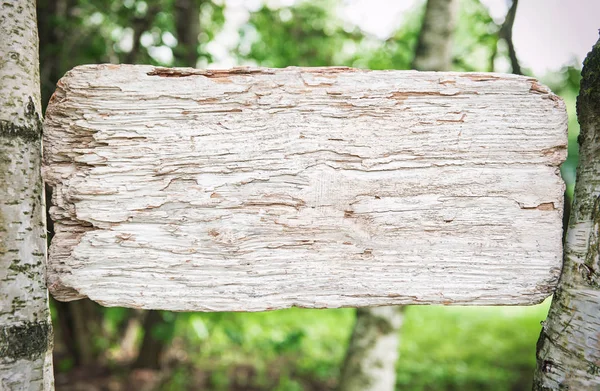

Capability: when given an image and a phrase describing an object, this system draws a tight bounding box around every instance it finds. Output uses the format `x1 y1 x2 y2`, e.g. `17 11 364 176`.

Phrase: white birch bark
42 65 566 312
337 307 403 391
0 1 54 390
533 37 600 390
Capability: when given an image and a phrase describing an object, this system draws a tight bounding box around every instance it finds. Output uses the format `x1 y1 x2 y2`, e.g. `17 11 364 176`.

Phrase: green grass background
154 301 550 390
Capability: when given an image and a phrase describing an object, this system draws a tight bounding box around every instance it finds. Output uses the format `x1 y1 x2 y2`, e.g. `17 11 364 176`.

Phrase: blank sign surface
43 65 567 311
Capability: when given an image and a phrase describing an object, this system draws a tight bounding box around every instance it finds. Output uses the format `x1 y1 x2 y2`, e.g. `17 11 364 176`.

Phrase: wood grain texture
43 64 567 311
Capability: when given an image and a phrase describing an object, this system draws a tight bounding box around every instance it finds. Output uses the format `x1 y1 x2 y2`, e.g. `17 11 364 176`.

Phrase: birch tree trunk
411 0 459 72
337 307 404 391
0 0 54 390
533 36 600 390
338 1 458 389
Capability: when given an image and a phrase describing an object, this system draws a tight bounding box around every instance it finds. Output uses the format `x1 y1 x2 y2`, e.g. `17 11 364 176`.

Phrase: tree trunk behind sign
411 0 459 72
174 0 202 67
0 0 54 390
131 3 203 369
533 36 600 390
337 307 404 391
337 1 458 390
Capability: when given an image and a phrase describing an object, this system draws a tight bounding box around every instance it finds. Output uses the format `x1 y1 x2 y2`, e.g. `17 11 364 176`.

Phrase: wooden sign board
43 65 567 311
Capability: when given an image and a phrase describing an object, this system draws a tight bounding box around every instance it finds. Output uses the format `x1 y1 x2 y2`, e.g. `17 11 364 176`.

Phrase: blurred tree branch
498 0 522 75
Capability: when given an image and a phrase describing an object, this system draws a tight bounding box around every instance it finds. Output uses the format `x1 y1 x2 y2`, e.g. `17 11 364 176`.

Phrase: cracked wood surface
43 64 567 311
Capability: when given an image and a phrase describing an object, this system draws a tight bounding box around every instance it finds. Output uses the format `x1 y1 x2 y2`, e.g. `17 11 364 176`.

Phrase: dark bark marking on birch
0 98 43 141
0 322 52 362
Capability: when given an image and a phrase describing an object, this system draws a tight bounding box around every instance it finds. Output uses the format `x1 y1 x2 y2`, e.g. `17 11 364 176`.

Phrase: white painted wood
43 64 567 311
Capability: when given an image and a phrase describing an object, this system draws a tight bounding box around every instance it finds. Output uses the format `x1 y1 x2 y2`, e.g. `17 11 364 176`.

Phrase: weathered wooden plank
43 64 567 311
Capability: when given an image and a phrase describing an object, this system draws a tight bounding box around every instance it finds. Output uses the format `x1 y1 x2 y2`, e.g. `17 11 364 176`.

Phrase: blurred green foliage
37 0 225 105
238 2 363 67
154 303 549 390
40 0 582 390
453 0 498 72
